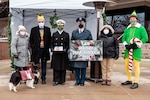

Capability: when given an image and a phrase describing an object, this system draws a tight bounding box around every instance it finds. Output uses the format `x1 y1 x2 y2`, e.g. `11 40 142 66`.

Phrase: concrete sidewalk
0 58 150 100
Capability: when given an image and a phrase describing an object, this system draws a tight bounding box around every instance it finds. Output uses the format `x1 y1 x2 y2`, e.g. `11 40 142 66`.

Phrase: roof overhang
107 0 150 10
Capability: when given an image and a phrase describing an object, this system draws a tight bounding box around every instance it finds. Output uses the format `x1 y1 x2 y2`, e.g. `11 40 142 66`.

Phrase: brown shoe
121 81 132 85
101 80 107 85
107 80 111 86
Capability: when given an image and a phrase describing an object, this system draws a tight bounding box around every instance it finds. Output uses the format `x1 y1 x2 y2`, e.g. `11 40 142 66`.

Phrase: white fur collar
127 23 141 29
16 31 29 37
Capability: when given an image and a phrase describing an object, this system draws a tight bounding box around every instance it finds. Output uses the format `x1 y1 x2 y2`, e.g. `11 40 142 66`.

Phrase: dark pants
40 48 47 81
74 68 86 84
53 69 66 83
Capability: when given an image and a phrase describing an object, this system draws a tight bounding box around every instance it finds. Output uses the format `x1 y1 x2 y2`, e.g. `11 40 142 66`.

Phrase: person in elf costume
121 10 148 89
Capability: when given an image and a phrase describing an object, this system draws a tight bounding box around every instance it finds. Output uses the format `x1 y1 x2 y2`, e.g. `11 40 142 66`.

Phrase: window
0 18 8 38
106 12 145 34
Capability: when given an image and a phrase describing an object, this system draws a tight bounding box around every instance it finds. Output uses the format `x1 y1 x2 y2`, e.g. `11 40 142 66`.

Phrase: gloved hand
125 45 132 50
131 43 138 49
14 55 18 59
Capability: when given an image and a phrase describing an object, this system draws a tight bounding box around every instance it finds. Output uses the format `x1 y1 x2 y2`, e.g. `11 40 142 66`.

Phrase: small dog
9 64 40 92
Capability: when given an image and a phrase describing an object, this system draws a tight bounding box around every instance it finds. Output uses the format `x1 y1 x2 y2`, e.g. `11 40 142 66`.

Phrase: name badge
54 46 63 51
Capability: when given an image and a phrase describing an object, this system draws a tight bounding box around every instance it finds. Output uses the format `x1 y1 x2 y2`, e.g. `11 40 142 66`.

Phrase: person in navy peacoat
71 17 93 86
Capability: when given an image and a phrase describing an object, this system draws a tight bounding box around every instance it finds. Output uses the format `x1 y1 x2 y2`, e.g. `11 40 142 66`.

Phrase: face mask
79 24 84 28
130 20 137 25
103 29 109 34
20 31 26 35
58 27 63 31
38 22 44 28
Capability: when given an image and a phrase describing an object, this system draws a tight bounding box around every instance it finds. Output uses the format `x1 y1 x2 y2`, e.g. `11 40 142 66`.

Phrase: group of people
11 10 148 89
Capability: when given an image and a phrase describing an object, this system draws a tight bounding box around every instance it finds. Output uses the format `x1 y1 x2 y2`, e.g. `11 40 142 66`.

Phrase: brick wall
0 17 9 60
0 39 10 60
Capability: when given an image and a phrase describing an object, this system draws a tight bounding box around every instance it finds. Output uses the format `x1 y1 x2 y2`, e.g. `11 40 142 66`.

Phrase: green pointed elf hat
129 10 138 19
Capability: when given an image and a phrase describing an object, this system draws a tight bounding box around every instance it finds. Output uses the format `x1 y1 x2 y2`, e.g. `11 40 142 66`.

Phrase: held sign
69 40 103 61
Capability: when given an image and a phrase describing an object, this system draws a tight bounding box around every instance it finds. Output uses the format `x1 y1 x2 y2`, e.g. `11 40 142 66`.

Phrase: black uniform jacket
51 31 69 70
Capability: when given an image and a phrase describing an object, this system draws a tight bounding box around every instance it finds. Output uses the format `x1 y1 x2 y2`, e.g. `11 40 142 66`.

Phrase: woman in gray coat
11 25 30 70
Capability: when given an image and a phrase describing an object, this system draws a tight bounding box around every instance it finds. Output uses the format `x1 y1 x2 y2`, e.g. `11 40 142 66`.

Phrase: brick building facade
0 0 9 59
0 18 9 60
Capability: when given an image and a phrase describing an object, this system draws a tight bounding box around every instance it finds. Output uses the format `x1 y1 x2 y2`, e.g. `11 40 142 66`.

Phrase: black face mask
79 24 84 28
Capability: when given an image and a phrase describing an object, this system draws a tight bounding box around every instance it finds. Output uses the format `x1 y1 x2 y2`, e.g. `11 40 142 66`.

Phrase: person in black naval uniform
51 19 69 86
30 14 51 84
71 17 93 86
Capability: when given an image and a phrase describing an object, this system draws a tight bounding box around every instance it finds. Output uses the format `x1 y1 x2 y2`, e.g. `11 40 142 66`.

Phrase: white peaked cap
56 19 66 25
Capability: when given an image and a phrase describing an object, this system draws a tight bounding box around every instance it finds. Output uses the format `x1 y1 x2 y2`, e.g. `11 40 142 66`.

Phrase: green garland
50 14 60 29
102 13 107 25
7 13 15 69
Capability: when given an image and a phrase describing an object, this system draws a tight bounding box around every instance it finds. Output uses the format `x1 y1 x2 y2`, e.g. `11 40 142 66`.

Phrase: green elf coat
122 23 148 61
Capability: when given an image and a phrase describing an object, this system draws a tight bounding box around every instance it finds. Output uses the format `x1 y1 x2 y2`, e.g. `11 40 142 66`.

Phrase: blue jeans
40 48 47 80
74 68 86 84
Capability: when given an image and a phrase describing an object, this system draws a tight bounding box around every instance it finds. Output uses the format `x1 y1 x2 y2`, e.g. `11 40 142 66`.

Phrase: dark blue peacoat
71 28 93 68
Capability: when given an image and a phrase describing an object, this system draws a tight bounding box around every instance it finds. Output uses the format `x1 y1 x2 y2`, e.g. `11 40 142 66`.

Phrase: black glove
125 45 132 50
131 43 138 49
14 55 18 59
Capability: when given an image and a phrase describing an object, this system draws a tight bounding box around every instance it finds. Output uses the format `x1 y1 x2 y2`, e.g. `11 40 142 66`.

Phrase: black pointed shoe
130 83 138 89
121 81 132 85
80 83 84 86
75 82 80 86
59 82 65 85
53 82 59 86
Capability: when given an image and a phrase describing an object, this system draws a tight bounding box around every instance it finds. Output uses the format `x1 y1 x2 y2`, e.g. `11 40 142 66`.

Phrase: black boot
130 83 138 89
42 80 46 84
121 81 132 85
